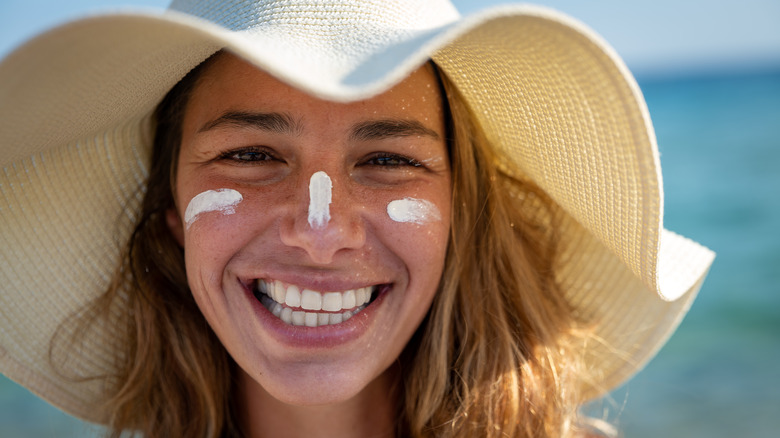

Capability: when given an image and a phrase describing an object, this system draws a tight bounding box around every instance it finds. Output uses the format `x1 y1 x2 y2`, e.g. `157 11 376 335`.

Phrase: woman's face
168 53 451 405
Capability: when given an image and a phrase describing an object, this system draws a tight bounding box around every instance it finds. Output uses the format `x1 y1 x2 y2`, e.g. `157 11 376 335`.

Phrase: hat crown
168 0 460 32
166 0 461 93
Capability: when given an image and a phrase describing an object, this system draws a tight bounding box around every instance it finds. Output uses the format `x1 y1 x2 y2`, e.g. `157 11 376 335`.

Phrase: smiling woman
0 1 714 437
166 53 451 423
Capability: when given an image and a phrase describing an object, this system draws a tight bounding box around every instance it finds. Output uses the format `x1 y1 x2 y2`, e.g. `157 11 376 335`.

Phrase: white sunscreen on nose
184 188 243 229
308 171 332 229
387 198 441 224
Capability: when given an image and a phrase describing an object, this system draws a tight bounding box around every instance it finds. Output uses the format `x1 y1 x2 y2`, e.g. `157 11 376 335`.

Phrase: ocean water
2 70 779 437
597 69 780 437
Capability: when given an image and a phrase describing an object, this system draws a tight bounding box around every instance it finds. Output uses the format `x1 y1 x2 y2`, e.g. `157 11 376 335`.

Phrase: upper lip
231 251 400 293
238 271 392 294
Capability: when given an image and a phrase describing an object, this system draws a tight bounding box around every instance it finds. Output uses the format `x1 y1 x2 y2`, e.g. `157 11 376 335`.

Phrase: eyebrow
198 111 302 135
198 111 439 141
350 119 440 142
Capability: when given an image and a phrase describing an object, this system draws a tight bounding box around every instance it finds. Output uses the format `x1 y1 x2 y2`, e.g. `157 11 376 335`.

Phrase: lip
239 279 391 349
238 270 390 295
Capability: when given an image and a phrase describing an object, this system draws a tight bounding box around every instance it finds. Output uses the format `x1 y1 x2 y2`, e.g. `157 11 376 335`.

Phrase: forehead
184 52 444 127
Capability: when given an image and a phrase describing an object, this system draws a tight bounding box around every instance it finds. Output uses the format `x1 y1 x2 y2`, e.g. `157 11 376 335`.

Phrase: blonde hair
63 56 598 437
401 70 593 437
58 52 241 437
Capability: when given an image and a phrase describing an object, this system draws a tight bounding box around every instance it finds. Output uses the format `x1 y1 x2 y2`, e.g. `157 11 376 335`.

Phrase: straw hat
0 0 714 424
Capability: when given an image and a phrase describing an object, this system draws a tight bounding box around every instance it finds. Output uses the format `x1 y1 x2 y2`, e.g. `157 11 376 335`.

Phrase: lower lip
242 283 388 349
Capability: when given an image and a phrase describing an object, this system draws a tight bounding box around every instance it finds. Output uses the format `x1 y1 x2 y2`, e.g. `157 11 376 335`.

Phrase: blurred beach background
1 1 779 437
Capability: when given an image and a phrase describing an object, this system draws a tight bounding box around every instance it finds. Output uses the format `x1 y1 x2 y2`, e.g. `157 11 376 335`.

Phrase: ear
166 207 185 246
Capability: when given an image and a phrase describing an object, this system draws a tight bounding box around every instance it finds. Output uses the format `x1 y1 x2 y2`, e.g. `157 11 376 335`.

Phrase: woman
0 0 714 437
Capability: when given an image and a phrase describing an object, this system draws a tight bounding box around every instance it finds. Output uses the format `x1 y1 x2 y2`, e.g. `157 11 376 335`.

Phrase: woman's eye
218 147 277 163
362 153 422 168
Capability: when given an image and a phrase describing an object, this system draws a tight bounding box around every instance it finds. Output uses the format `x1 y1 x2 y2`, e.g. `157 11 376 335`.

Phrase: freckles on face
183 189 443 231
171 52 451 407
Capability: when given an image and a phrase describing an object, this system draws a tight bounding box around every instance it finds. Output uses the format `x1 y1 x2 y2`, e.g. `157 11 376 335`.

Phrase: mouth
253 279 382 327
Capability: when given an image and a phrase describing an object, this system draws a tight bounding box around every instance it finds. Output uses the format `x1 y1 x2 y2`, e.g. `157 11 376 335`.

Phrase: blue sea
2 69 779 437
584 68 780 437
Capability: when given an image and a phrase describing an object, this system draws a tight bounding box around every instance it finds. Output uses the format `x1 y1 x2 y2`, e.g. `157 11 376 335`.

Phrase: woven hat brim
0 4 714 422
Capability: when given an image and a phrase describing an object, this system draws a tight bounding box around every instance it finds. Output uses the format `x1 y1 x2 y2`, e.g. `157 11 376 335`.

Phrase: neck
237 364 400 438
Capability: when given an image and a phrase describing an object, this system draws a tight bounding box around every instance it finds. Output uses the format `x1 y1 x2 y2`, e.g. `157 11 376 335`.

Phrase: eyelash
217 146 279 163
216 148 423 169
361 153 422 168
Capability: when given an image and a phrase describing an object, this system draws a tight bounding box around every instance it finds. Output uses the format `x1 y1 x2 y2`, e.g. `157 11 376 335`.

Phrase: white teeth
274 280 286 303
322 292 342 312
265 282 372 312
280 307 293 325
301 289 322 311
266 304 368 327
291 311 306 326
343 289 356 308
284 285 301 307
255 279 375 327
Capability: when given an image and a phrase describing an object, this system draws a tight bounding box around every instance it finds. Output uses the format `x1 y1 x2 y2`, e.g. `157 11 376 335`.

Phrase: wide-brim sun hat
0 0 714 424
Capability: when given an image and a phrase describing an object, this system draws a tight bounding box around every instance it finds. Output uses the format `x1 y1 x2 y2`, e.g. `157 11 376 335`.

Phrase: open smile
253 279 382 327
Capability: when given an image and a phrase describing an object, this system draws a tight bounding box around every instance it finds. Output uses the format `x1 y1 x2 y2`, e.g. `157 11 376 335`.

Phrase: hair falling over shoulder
398 71 598 438
55 53 243 437
60 56 602 438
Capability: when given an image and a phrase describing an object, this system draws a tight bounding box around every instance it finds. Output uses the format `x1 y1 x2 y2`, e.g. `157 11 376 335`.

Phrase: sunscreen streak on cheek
184 188 243 229
387 198 441 225
308 171 332 229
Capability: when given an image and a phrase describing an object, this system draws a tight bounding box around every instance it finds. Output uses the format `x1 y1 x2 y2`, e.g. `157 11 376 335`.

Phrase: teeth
262 281 373 312
280 307 293 325
301 289 322 311
343 290 356 308
275 280 287 304
322 292 342 312
291 311 306 326
265 305 368 327
254 279 376 327
284 285 301 307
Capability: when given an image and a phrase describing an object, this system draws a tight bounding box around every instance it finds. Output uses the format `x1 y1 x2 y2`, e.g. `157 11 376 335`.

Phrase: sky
1 0 779 78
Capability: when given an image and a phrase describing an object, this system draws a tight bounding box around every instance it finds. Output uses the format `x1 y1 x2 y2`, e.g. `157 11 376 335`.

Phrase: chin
239 358 394 408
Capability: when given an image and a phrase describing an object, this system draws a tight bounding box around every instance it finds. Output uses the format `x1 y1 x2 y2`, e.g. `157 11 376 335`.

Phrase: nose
279 171 366 264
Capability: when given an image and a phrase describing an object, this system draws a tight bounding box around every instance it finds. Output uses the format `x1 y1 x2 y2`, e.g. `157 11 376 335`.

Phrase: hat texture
0 0 714 423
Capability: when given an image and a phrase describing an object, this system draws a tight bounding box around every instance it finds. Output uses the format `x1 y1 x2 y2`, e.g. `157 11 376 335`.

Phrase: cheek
179 186 451 278
180 189 265 277
184 188 243 229
379 195 450 282
182 188 250 242
386 197 442 225
182 185 284 237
